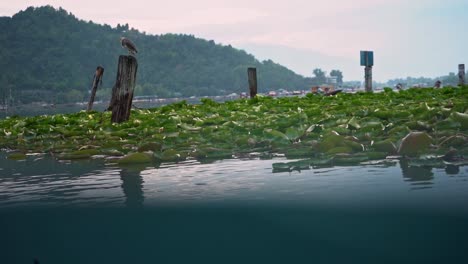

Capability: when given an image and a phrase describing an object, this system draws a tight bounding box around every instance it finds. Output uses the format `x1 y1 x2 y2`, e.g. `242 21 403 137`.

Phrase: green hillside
0 6 313 104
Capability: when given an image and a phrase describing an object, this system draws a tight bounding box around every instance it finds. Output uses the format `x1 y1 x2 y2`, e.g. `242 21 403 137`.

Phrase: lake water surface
1 153 467 263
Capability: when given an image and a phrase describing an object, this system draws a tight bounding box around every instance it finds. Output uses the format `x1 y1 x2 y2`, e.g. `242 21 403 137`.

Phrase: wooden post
110 56 138 123
247 67 257 98
87 66 104 111
360 51 374 92
459 64 465 86
364 66 372 92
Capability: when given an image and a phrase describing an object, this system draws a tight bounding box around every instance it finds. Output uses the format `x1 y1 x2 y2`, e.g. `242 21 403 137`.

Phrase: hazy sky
1 0 467 81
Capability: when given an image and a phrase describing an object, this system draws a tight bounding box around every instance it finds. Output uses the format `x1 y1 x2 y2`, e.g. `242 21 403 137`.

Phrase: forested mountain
0 6 314 104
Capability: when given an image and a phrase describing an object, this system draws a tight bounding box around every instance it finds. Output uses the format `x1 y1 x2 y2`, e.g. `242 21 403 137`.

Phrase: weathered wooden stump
364 66 372 92
87 66 104 111
247 67 257 98
459 64 465 86
109 56 138 123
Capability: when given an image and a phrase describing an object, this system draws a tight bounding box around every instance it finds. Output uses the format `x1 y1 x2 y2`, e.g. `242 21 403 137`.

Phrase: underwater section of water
1 153 468 263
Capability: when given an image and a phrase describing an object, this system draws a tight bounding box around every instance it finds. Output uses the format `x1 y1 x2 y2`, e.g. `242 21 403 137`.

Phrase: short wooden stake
459 64 465 86
248 67 257 98
87 66 104 111
109 56 138 123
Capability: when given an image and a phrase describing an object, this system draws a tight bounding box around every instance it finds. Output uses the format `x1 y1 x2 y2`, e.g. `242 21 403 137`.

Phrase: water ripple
1 153 468 209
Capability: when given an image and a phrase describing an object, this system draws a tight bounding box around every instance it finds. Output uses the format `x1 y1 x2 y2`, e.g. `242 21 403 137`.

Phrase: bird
120 37 138 55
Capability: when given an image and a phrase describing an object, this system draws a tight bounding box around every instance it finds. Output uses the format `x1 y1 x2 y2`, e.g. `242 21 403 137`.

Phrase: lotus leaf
272 162 292 172
347 116 361 130
101 149 124 156
439 135 467 148
118 152 153 164
372 140 397 154
398 132 433 156
319 133 346 152
58 149 100 160
327 146 353 154
407 121 432 132
7 152 27 160
156 149 187 162
285 147 315 159
333 153 369 165
285 127 303 142
178 123 202 132
344 140 364 152
138 142 163 152
387 125 411 138
450 112 468 130
288 160 311 171
435 119 461 130
365 152 388 160
195 147 232 160
373 110 393 119
264 129 289 142
164 132 179 138
360 121 384 132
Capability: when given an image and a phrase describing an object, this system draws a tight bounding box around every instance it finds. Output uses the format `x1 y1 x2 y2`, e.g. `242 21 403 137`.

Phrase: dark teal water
1 153 467 264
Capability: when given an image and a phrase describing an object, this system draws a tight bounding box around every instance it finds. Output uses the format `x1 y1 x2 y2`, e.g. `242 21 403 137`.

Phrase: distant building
292 90 302 95
310 85 336 94
320 84 335 93
327 76 338 85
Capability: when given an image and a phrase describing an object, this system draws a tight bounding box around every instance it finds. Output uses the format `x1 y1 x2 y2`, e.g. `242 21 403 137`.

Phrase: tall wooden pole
365 66 372 92
360 51 373 92
87 66 104 111
110 56 138 123
459 64 465 86
247 67 257 98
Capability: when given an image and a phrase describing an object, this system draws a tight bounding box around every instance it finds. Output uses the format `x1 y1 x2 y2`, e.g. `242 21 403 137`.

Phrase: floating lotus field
1 86 467 171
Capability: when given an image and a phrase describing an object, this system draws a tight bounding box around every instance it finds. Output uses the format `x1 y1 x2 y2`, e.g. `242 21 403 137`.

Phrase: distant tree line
0 6 344 105
386 73 461 88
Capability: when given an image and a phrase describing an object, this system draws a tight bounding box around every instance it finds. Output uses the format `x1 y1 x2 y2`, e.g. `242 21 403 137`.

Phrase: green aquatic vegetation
117 152 153 164
272 159 311 173
1 86 467 166
332 153 370 165
438 135 468 148
371 140 397 154
451 112 468 130
57 149 100 160
137 142 163 152
7 152 27 160
155 149 188 162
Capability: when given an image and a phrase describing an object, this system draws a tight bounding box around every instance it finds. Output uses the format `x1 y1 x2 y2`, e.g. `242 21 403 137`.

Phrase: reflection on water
445 165 460 175
0 153 467 209
0 155 124 207
400 159 434 190
120 166 145 208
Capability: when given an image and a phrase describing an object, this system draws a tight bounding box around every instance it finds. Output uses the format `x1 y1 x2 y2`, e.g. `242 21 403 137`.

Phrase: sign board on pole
360 51 374 66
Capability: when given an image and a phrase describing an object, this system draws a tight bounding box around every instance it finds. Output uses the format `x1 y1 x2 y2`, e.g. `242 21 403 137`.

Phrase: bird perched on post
120 37 138 55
